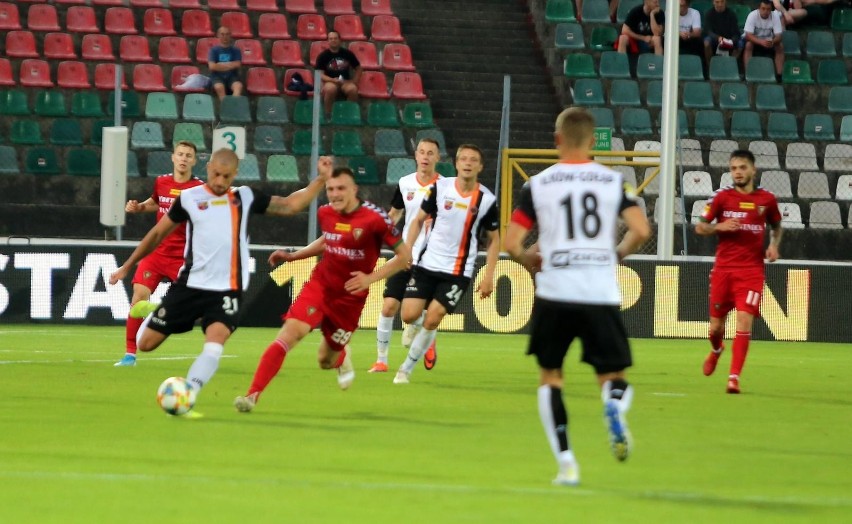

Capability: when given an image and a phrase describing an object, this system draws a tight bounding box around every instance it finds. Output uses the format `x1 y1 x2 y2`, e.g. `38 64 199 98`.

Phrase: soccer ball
156 377 196 416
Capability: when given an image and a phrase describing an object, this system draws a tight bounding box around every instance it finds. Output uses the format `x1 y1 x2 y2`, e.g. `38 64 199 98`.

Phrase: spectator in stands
208 26 243 101
315 31 362 119
772 0 808 27
703 0 743 64
743 0 785 82
617 0 665 56
678 0 704 58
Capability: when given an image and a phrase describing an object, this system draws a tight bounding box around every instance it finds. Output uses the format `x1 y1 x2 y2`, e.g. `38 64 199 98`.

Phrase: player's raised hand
344 271 371 294
316 156 333 182
125 200 142 213
268 249 295 267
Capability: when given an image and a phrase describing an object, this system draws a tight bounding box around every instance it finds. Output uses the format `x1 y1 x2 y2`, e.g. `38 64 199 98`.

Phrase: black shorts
382 269 412 301
146 283 242 335
527 298 632 374
404 266 470 313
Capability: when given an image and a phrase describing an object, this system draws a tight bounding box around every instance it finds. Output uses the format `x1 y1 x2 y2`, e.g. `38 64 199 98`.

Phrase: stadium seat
349 156 380 184
106 90 140 118
307 41 331 66
609 79 641 107
828 86 852 113
806 31 836 57
782 60 814 84
0 59 14 87
402 102 434 128
588 107 615 130
825 144 852 171
730 111 763 139
581 0 611 22
182 93 215 122
382 44 416 71
5 31 38 58
20 59 53 87
784 142 819 171
386 157 415 184
66 148 100 176
349 41 379 69
689 200 708 224
158 37 191 64
195 37 218 63
120 35 153 62
285 0 317 13
817 59 848 85
798 171 831 199
44 32 77 60
554 22 585 50
358 71 390 98
297 14 328 40
131 0 166 5
782 30 801 56
0 2 21 31
90 119 111 146
621 108 652 135
749 140 781 169
82 34 115 61
66 6 99 33
368 101 401 127
293 99 325 125
709 55 740 81
11 120 43 144
271 40 304 67
283 67 315 97
371 15 404 42
93 0 128 5
172 66 203 92
709 139 738 168
694 110 726 137
145 92 178 120
636 54 664 79
256 96 289 124
292 129 325 155
96 64 128 90
50 119 84 146
589 26 618 51
678 55 705 80
745 57 776 83
755 84 787 111
181 10 214 37
611 165 638 188
842 115 852 141
331 101 363 125
246 67 280 95
599 51 631 79
836 174 852 199
26 4 60 32
616 0 642 23
173 122 206 151
676 109 689 137
391 72 427 100
415 129 448 157
731 3 750 28
221 11 253 38
220 96 253 124
236 39 266 65
105 7 138 35
26 147 60 175
803 114 836 141
258 13 291 39
546 0 577 22
253 125 287 153
71 91 104 117
131 121 165 149
682 82 714 109
132 64 167 91
718 82 750 110
325 0 356 14
144 8 176 36
57 61 91 89
809 201 842 228
0 146 19 174
266 155 301 182
572 78 604 105
334 15 367 40
374 129 408 156
643 168 662 196
146 150 173 177
766 112 799 140
760 170 793 197
247 0 280 12
208 0 240 9
682 171 713 196
236 154 261 181
362 0 393 16
435 161 456 178
563 53 596 78
832 6 852 31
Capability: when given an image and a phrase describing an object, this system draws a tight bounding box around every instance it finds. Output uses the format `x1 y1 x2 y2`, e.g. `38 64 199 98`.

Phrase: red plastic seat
26 4 60 32
0 2 21 31
391 72 426 99
168 0 201 7
44 32 78 59
285 0 317 14
57 60 91 89
20 59 54 87
246 0 279 11
130 0 165 6
181 10 214 37
93 0 126 5
105 7 138 35
120 35 153 62
333 15 367 40
258 13 291 39
195 37 218 63
246 67 280 95
158 37 191 64
0 58 15 86
296 14 328 40
371 15 404 42
324 0 355 15
207 0 240 9
94 63 128 90
283 67 314 96
235 39 266 65
133 64 167 91
82 34 115 60
220 11 253 38
143 8 176 36
357 70 390 98
361 0 393 16
5 31 38 58
271 40 304 66
309 41 330 66
55 0 88 4
382 43 415 71
171 65 204 92
66 6 99 33
348 41 379 69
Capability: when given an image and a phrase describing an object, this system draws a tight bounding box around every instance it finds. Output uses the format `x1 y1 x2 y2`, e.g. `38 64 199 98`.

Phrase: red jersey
700 186 782 269
151 174 203 258
312 201 403 294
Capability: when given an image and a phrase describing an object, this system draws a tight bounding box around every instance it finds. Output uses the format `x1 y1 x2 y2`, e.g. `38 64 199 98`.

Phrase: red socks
248 340 290 396
730 330 751 377
709 330 724 352
333 348 347 369
125 316 143 354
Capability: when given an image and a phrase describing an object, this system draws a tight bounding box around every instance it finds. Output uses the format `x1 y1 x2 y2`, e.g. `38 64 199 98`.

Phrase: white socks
187 342 224 391
376 314 394 363
400 326 436 373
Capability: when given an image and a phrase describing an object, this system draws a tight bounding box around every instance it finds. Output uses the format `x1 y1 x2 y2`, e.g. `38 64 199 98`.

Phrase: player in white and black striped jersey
504 107 651 486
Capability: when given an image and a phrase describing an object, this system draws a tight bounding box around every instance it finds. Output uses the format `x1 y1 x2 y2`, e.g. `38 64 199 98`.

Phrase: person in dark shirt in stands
703 0 743 65
617 0 665 55
314 31 362 119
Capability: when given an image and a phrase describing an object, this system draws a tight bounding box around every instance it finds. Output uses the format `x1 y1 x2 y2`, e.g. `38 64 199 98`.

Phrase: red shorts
708 267 764 318
284 278 367 352
132 252 184 291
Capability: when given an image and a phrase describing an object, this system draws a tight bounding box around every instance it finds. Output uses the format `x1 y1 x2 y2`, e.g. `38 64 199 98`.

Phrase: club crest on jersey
143 271 151 279
758 206 766 216
444 199 455 210
197 200 209 210
307 306 316 316
406 191 415 201
353 228 363 240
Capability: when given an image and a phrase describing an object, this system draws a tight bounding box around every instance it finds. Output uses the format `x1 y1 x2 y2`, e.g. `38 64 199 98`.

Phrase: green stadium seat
220 95 252 123
90 120 112 146
806 30 837 57
590 26 618 51
236 154 261 181
599 51 631 78
636 54 664 79
817 59 848 85
694 110 726 137
436 161 456 178
385 157 415 184
745 57 777 83
66 148 100 176
374 128 407 156
127 150 140 177
173 122 207 150
144 92 178 120
731 4 750 28
0 90 30 115
718 82 750 110
554 22 585 50
620 108 652 135
646 80 663 107
730 111 763 139
35 90 67 117
106 91 141 118
256 96 289 124
331 130 364 156
293 99 326 125
828 86 852 113
709 55 740 81
253 125 287 153
0 146 19 174
182 93 215 122
266 154 301 182
617 0 642 23
146 150 173 176
402 102 434 128
563 53 596 78
415 129 448 157
679 55 705 80
581 0 611 23
192 153 209 178
11 120 43 145
841 115 852 141
131 121 165 149
50 119 84 146
656 110 689 137
71 92 105 118
682 81 714 109
755 84 787 111
368 101 401 127
803 114 836 140
782 59 814 84
588 107 615 130
766 112 799 140
572 78 604 106
26 147 61 175
349 156 380 184
832 7 852 31
292 129 325 155
546 0 576 22
609 79 641 107
782 30 801 56
331 101 363 125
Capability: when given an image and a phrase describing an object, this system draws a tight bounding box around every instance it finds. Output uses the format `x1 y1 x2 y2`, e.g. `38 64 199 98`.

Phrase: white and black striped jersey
389 172 442 259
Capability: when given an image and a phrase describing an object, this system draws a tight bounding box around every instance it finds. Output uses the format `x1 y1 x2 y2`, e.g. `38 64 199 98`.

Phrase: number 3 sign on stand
212 126 246 159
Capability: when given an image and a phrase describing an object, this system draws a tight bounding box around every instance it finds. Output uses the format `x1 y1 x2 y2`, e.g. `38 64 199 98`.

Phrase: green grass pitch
0 326 850 523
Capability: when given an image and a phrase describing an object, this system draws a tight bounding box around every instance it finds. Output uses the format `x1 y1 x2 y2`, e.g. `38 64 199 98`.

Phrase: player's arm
695 218 740 235
477 228 501 299
616 205 651 262
765 222 782 262
344 240 411 294
268 236 326 267
265 156 332 216
126 197 156 213
405 209 428 248
388 206 404 226
109 216 180 285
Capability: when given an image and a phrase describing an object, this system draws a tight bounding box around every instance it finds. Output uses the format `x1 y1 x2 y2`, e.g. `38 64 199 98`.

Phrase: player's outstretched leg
337 346 355 390
423 339 437 371
602 379 633 462
372 314 393 372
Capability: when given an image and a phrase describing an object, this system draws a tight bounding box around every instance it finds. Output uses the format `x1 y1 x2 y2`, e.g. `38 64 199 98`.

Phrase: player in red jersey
234 167 411 412
114 141 203 367
696 149 783 394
